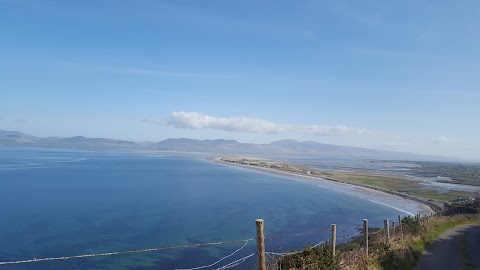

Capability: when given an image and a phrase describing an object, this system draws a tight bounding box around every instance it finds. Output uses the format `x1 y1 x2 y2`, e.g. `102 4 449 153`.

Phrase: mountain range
0 129 458 161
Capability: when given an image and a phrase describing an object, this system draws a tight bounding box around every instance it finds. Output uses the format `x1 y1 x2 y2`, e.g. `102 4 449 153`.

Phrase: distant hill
0 129 39 144
150 138 265 154
150 138 454 161
0 129 458 161
0 129 144 150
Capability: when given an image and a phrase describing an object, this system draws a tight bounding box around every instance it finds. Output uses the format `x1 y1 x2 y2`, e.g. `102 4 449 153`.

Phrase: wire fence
0 212 433 269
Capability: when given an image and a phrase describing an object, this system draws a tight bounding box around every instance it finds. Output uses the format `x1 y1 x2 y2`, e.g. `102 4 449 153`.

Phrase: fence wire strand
0 217 404 269
264 227 363 258
312 240 327 248
265 229 330 239
337 230 363 240
0 238 254 266
175 239 251 270
215 253 255 270
369 228 384 235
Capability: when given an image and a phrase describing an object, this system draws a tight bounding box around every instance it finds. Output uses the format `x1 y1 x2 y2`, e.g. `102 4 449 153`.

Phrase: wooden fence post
255 219 266 270
392 221 395 236
331 224 337 256
384 219 390 244
363 219 368 257
398 214 404 239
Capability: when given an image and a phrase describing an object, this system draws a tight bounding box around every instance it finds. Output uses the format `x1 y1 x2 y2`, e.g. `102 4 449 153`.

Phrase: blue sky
1 0 479 160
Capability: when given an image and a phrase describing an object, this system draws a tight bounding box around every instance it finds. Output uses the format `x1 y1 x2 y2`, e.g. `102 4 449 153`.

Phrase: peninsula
218 157 445 213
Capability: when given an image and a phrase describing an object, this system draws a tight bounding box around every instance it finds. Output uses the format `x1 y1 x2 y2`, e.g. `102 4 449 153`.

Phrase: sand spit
213 157 436 216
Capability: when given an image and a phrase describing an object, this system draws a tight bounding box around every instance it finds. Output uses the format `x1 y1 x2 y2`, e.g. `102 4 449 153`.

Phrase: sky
1 0 479 160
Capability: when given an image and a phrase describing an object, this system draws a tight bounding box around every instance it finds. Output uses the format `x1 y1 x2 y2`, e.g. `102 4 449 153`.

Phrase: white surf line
271 169 421 216
318 185 417 216
323 185 417 216
367 199 415 216
341 191 367 199
217 160 424 216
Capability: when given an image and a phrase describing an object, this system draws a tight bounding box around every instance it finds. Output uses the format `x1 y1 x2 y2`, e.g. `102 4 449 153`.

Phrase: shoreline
213 157 438 216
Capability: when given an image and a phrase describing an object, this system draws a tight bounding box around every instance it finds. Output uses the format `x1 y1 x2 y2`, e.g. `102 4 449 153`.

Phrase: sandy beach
213 157 435 217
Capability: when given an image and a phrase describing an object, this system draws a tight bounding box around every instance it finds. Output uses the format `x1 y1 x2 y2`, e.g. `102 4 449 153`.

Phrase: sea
0 148 426 270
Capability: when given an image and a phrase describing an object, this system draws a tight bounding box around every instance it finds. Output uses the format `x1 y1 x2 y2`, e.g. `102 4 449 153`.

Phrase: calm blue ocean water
0 148 405 269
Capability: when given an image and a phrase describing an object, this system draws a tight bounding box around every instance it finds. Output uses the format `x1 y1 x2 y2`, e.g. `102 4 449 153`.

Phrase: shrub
279 246 340 270
402 217 422 235
341 242 361 251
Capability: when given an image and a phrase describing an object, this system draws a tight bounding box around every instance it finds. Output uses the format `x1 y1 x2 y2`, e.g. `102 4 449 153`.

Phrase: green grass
421 215 480 245
361 215 480 270
408 189 474 201
368 215 474 270
328 173 418 190
328 172 478 201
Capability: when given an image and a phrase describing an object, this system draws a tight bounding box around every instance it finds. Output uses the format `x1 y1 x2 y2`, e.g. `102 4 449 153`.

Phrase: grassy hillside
269 214 480 270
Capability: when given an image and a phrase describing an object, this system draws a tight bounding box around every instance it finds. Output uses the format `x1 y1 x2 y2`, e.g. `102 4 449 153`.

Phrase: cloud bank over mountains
167 112 368 136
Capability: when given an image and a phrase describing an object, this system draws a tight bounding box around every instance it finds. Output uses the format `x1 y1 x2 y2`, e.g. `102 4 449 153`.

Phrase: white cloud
432 137 449 144
166 112 368 136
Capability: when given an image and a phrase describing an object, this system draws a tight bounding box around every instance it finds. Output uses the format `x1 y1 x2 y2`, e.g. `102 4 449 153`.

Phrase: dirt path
416 223 480 270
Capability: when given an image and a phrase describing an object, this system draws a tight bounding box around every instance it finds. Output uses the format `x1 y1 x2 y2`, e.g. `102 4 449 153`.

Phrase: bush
341 242 361 251
279 246 340 270
277 214 480 270
370 242 415 270
402 217 422 235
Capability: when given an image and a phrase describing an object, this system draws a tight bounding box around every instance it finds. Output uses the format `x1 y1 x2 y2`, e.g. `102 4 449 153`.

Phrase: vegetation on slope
268 214 480 270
